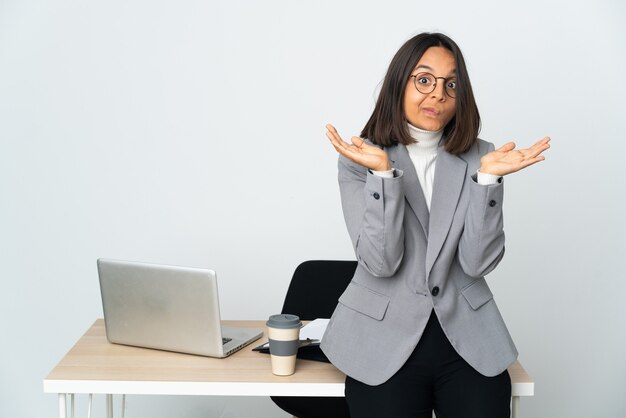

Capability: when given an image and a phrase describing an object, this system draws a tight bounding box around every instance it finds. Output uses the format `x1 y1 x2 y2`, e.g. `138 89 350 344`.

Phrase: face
403 46 457 132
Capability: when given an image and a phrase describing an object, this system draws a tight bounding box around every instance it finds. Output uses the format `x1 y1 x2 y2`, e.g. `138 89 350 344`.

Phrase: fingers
326 123 368 152
326 123 351 152
325 124 344 144
351 136 365 148
516 155 546 172
513 138 549 172
325 123 339 137
521 136 551 159
486 136 551 176
497 136 551 161
325 124 369 163
535 136 551 146
496 142 516 152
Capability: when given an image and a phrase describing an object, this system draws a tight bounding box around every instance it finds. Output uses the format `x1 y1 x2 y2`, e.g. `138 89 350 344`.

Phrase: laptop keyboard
222 337 232 345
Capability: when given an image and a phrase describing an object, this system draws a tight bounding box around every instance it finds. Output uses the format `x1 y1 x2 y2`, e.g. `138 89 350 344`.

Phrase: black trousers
345 311 511 418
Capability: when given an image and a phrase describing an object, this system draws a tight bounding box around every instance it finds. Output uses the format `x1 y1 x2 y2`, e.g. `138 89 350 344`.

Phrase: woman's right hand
326 124 391 172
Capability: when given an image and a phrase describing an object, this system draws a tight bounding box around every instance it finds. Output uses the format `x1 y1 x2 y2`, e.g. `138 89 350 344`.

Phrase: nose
430 81 446 100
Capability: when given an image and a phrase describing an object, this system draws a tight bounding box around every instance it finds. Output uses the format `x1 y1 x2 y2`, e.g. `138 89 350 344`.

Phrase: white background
1 0 625 417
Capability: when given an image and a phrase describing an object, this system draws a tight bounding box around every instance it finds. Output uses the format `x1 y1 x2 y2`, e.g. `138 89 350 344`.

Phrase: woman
320 32 550 418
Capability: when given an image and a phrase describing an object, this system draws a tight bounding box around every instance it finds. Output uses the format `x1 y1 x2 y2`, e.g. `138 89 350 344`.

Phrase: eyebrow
414 64 457 76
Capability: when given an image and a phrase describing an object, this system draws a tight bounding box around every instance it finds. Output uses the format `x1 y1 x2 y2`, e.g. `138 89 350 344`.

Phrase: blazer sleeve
338 155 405 277
457 141 506 278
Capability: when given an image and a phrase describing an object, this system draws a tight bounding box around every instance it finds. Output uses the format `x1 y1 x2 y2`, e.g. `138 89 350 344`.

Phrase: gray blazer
320 138 518 386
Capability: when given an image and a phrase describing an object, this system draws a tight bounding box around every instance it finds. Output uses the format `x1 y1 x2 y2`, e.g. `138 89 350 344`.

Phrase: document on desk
253 318 329 351
300 318 329 341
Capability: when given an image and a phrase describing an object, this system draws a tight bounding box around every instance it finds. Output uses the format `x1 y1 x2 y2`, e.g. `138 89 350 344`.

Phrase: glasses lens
444 78 457 98
413 73 457 98
414 73 435 94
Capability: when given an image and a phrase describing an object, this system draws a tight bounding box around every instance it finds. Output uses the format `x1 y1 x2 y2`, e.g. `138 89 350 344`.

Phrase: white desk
44 319 534 417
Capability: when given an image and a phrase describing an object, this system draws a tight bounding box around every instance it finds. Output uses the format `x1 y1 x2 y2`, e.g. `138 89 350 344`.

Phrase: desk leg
58 394 66 418
511 396 520 418
106 394 113 418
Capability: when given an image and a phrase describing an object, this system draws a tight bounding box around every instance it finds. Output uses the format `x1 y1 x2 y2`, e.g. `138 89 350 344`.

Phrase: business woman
320 32 550 418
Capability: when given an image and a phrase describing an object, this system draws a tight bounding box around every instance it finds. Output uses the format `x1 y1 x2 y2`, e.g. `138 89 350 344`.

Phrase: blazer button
373 192 380 200
489 200 497 207
431 286 440 296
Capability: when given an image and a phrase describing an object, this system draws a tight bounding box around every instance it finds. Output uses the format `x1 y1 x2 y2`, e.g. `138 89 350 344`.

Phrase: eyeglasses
410 72 457 98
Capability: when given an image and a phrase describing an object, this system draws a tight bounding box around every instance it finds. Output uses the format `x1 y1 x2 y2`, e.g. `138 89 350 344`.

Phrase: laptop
97 258 263 358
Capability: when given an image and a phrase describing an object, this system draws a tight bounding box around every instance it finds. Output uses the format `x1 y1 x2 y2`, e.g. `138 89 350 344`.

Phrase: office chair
271 260 357 418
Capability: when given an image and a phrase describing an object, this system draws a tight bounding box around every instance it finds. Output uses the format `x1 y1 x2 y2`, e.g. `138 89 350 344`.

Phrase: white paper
300 318 329 341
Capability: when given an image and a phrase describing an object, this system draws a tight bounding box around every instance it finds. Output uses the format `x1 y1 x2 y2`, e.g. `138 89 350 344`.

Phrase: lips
422 107 440 116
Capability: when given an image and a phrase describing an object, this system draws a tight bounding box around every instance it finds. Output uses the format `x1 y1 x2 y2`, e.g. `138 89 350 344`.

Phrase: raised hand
326 124 391 172
479 136 551 177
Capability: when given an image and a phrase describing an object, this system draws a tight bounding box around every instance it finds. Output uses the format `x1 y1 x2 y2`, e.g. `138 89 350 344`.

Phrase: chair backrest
281 260 357 320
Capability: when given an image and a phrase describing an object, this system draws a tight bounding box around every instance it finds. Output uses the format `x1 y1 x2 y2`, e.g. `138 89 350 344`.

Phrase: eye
417 76 431 85
446 79 457 90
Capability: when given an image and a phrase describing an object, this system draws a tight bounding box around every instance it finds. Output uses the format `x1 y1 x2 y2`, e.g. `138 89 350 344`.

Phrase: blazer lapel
425 146 467 277
387 144 429 237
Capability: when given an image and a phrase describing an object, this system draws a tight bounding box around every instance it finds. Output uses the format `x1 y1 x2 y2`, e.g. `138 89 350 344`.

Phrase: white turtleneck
372 124 500 211
405 124 440 210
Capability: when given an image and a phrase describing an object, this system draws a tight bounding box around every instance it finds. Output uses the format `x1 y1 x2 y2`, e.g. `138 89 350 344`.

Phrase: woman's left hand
479 136 551 176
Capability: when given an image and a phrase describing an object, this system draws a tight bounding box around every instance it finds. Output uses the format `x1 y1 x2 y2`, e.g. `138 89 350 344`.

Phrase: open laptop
97 258 262 358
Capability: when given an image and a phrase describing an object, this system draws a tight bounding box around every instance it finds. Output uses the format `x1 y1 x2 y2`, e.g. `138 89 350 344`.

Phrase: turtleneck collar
407 123 442 155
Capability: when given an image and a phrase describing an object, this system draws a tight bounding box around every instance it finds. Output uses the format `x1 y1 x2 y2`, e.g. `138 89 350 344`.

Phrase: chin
417 121 444 131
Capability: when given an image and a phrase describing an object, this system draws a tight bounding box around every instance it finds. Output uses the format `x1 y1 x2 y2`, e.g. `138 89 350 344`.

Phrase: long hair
361 32 480 155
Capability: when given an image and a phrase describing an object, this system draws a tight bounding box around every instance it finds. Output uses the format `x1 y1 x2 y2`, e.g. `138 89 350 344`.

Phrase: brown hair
361 32 480 155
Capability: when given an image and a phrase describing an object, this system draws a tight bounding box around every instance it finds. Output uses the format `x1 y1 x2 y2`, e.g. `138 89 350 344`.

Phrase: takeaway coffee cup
266 314 302 376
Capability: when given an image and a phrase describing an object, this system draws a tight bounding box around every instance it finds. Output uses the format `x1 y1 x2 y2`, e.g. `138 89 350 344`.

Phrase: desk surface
44 320 534 397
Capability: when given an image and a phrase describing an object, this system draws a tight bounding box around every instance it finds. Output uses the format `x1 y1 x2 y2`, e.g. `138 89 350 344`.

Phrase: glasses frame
410 72 457 98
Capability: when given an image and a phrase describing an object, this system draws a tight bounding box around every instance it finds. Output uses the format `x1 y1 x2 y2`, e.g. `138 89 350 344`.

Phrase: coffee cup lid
266 314 302 329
